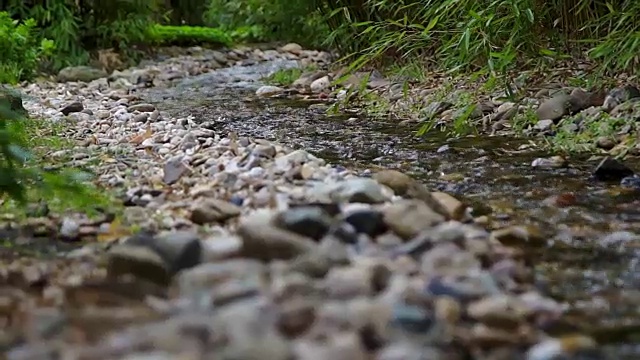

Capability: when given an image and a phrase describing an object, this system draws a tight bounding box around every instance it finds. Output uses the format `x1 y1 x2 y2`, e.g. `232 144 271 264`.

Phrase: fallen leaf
130 124 153 145
96 218 132 242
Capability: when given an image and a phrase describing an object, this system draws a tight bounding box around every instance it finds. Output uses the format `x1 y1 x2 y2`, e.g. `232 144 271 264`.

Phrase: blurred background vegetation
3 0 639 84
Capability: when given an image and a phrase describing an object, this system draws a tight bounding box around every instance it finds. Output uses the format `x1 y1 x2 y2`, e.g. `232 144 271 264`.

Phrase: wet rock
59 217 81 240
621 175 640 190
383 199 445 239
593 156 635 181
238 209 318 261
603 85 640 112
256 85 285 97
274 206 334 241
189 199 242 224
57 65 107 82
128 103 156 112
531 155 567 169
490 225 546 247
60 101 84 115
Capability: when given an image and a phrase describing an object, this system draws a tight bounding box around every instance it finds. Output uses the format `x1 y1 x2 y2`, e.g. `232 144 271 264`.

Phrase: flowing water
146 59 640 357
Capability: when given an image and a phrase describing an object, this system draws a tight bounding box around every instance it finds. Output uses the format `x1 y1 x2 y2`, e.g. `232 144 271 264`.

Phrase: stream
145 58 640 357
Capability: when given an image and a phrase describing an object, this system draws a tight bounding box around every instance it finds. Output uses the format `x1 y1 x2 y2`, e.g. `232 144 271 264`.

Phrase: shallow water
146 59 640 356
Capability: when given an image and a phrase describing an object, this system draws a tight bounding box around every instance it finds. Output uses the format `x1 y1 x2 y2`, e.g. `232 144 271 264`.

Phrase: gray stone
330 178 390 204
383 199 445 239
190 199 242 224
603 85 640 112
256 85 284 97
60 101 84 116
163 156 187 185
125 230 203 275
57 66 107 82
536 94 570 121
128 103 156 112
310 76 331 93
533 119 553 131
274 206 334 240
237 210 318 261
107 244 170 285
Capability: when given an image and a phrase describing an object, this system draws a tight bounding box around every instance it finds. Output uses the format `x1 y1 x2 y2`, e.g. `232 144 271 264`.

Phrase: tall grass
316 0 640 77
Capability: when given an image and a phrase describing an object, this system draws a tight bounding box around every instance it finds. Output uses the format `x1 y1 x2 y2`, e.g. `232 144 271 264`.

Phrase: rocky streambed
1 44 640 359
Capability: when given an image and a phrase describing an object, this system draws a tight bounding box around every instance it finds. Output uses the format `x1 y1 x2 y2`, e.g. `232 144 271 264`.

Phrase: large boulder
57 66 107 83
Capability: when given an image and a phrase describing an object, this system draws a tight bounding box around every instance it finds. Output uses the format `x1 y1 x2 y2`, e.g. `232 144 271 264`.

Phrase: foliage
204 0 329 48
0 12 55 84
2 0 164 71
549 112 640 156
0 93 117 216
316 0 640 77
262 68 320 86
146 24 232 47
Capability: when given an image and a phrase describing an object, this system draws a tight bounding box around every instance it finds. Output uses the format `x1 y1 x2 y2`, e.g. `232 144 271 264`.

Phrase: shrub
2 0 163 71
0 12 55 84
204 0 329 48
1 90 116 212
0 89 30 202
145 24 232 47
317 0 640 77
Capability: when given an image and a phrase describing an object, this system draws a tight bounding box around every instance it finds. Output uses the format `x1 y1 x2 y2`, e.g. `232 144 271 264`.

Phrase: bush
2 0 163 71
204 0 329 48
0 89 30 202
1 90 115 212
146 24 232 47
317 0 640 77
0 12 55 84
